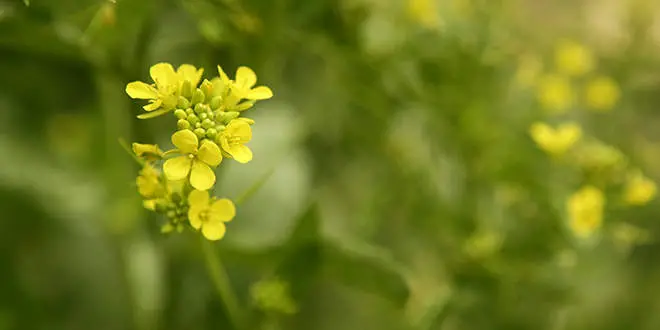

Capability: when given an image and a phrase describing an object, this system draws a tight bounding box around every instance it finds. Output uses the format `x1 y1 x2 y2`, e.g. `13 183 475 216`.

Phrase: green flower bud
194 103 205 114
187 114 200 125
177 119 191 130
161 223 175 234
171 193 182 204
202 118 214 129
174 109 187 120
219 111 240 123
191 88 205 105
181 80 193 99
210 96 223 110
177 96 191 109
206 128 218 139
176 223 185 233
199 112 208 120
200 79 214 102
167 210 176 218
194 128 206 138
215 124 226 132
195 122 202 128
185 108 194 115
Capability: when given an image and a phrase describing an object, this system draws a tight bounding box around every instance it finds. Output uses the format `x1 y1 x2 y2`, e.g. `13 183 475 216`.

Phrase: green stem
201 237 243 329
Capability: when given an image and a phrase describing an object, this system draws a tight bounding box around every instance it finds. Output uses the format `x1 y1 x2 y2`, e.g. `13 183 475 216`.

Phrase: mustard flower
536 74 575 113
219 65 273 101
585 75 620 111
555 40 594 77
623 170 656 206
163 129 222 191
176 64 204 90
132 143 164 162
136 164 163 199
406 0 441 30
217 119 253 163
188 189 236 241
529 121 582 156
567 186 605 239
125 63 180 116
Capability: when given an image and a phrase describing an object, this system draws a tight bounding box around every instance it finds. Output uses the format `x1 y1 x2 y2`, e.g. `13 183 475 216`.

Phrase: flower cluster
126 63 272 240
519 40 655 240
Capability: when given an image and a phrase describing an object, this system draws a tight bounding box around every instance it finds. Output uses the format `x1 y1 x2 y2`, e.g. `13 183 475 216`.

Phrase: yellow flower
218 119 253 163
136 165 163 199
573 140 626 171
585 76 620 111
623 170 656 206
125 63 180 115
132 143 164 162
536 74 575 113
567 186 605 238
220 65 273 101
407 0 441 30
555 40 594 77
176 64 204 88
163 129 222 191
187 189 236 241
529 121 582 156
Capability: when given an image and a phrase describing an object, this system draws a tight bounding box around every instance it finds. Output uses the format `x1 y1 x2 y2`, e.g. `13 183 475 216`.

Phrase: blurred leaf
322 239 410 308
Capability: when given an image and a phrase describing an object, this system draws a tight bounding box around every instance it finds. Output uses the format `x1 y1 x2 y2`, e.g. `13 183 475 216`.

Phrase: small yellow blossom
555 40 595 77
163 129 222 190
407 0 441 30
126 63 180 114
536 74 575 113
188 189 236 241
623 170 656 206
567 186 605 239
132 143 164 162
219 65 273 101
573 140 626 171
136 165 163 199
218 119 253 163
529 121 582 156
585 75 620 111
515 54 543 88
176 64 204 88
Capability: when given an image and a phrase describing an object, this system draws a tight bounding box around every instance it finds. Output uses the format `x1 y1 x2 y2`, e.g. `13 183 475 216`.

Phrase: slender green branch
201 237 243 329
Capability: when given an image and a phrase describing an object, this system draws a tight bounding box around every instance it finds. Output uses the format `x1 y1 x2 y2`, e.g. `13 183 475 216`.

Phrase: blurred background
2 0 660 329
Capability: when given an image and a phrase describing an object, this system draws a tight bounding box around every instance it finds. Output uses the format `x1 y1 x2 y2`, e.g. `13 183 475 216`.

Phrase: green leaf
322 239 410 308
136 108 171 119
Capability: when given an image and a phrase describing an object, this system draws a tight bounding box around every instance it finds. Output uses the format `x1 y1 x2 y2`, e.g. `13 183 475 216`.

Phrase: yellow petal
126 81 158 99
150 62 178 89
132 143 163 159
228 144 253 163
190 160 216 191
163 156 192 181
201 221 226 241
217 65 231 84
226 119 252 141
137 107 171 119
237 117 255 125
235 66 257 89
197 140 222 167
246 86 273 100
143 199 157 211
171 129 199 154
210 198 236 222
188 206 204 230
177 64 204 87
188 189 210 207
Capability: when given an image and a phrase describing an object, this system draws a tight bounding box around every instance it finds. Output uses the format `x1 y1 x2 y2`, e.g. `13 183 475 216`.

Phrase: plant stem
201 237 243 329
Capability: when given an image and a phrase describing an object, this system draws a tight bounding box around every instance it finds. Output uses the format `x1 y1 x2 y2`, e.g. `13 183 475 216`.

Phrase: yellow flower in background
188 189 236 241
529 121 582 156
585 75 620 111
567 186 605 239
515 54 543 88
126 63 180 112
536 74 575 113
163 129 222 190
136 165 163 199
218 119 253 163
132 143 164 162
555 40 595 77
407 0 441 30
623 170 656 206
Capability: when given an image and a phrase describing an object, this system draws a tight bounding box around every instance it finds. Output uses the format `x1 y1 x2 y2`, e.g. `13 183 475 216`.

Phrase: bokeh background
2 0 660 329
